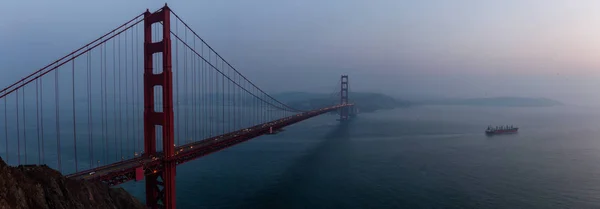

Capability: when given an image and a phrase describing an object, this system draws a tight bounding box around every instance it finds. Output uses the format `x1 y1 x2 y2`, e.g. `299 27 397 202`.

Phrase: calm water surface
122 105 600 209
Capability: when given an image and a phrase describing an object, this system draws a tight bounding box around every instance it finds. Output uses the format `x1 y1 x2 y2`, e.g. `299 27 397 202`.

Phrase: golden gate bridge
0 4 353 209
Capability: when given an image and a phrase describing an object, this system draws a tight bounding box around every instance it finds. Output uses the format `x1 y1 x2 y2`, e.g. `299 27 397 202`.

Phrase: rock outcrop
0 157 144 209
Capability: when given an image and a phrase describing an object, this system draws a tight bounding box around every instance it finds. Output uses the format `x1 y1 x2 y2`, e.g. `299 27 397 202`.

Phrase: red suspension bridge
0 5 353 209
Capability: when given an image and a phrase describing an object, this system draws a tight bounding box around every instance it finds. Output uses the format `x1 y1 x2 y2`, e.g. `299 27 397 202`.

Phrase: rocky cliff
0 157 144 209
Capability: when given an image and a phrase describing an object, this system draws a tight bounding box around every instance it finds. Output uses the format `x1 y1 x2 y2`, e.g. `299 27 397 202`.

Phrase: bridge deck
66 104 352 186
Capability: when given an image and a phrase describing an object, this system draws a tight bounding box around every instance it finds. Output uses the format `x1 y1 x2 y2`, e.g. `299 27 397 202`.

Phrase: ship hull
485 128 518 135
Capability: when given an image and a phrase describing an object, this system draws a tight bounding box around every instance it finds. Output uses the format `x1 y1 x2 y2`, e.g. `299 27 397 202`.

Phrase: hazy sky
3 0 600 104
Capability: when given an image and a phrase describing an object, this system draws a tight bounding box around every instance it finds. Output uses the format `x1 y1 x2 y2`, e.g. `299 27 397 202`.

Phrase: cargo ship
485 125 518 135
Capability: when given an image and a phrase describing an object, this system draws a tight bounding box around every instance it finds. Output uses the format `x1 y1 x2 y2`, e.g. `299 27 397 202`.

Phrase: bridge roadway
66 104 353 186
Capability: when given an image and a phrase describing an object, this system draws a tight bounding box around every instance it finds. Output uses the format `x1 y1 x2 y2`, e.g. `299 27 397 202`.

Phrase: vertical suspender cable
40 79 44 164
118 34 123 160
22 88 27 164
208 51 212 137
193 36 197 143
16 90 20 165
89 48 94 167
125 29 129 159
113 36 117 162
201 40 204 139
222 60 225 133
233 72 236 130
4 98 8 164
100 44 106 165
72 59 78 172
104 43 109 164
87 49 92 167
131 27 135 155
36 79 41 164
55 68 61 172
136 23 140 154
21 86 27 164
184 28 188 144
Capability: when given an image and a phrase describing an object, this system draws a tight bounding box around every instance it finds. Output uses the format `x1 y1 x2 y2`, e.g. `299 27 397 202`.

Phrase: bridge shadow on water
239 120 354 209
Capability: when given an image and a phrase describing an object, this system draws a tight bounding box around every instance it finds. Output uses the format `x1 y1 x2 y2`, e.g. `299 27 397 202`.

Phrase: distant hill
416 97 562 107
274 92 411 113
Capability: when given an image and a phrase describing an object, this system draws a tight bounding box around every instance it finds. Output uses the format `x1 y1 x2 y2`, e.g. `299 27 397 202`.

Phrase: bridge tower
143 5 176 209
340 75 349 120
